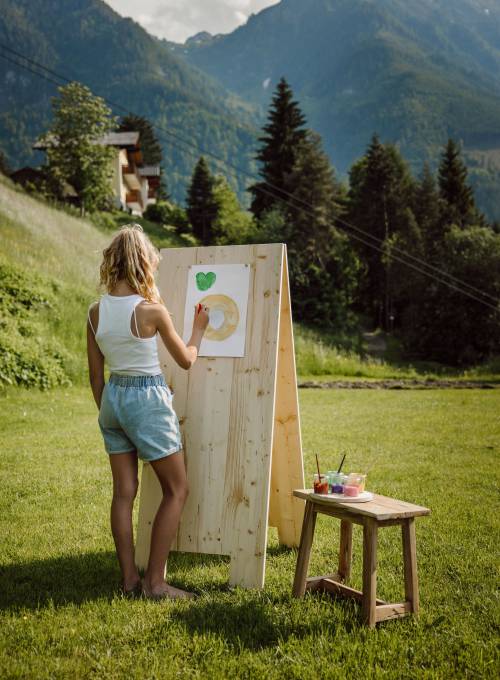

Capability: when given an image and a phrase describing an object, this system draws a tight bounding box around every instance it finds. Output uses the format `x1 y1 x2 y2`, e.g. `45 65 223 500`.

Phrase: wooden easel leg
268 247 305 548
229 551 266 589
338 520 353 582
362 518 378 627
402 517 419 616
292 501 317 597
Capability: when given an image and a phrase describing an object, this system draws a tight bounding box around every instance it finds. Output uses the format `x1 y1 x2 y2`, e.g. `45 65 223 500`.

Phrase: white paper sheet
182 263 251 357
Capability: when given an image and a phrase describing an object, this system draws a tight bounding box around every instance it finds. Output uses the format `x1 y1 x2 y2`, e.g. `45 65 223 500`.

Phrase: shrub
0 262 71 389
144 201 191 234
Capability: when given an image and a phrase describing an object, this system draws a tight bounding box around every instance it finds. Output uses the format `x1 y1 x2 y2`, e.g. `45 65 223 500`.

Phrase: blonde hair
99 224 162 303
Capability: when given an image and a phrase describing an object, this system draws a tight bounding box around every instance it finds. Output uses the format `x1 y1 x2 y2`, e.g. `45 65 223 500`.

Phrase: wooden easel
136 243 304 588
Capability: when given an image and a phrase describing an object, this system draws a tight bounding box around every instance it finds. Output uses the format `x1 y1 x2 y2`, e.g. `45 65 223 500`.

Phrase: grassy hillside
1 174 498 389
0 174 192 388
0 174 109 387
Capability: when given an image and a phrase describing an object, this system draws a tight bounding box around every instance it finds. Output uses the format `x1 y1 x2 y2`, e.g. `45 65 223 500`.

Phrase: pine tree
156 164 171 202
413 162 443 256
438 139 477 228
260 129 359 330
248 77 307 221
186 157 218 245
118 114 162 165
347 134 415 328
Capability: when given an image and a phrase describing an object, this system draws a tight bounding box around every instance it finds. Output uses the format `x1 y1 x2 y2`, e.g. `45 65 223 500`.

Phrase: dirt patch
298 379 498 390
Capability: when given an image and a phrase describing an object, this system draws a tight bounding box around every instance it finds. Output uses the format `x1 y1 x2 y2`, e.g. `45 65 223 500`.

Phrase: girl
87 224 209 600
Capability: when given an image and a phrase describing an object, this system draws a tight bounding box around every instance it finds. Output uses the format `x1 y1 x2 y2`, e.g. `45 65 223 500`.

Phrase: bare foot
122 577 141 592
142 580 195 600
121 578 142 598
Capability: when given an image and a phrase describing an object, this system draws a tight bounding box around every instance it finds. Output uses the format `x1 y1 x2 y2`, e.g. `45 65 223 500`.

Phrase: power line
1 42 499 311
0 50 66 89
1 41 496 305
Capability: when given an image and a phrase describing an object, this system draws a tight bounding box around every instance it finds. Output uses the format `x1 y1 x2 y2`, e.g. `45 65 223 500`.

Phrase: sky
105 0 281 43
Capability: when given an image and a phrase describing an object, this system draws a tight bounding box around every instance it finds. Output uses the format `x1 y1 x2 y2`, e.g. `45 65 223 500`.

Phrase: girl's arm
87 302 105 408
154 304 209 370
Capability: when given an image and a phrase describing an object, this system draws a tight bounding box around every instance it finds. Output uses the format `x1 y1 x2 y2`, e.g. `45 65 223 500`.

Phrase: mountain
177 0 500 220
2 0 499 220
185 32 219 48
0 0 260 205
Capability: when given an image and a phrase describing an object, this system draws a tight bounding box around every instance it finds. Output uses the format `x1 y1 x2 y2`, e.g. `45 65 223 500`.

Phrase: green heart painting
196 271 216 291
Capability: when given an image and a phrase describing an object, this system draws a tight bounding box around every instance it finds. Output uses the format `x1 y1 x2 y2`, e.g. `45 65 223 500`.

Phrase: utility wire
1 40 497 305
6 37 493 303
1 42 499 311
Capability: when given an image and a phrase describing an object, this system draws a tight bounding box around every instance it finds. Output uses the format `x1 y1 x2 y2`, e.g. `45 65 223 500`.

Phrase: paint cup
330 472 344 494
347 473 367 493
344 484 359 497
327 471 337 493
313 474 329 495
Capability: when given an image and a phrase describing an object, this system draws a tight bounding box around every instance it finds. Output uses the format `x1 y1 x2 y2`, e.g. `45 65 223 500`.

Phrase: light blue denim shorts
98 373 183 462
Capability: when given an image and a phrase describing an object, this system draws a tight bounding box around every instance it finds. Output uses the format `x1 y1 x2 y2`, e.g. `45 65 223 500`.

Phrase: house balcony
126 190 143 207
123 166 142 191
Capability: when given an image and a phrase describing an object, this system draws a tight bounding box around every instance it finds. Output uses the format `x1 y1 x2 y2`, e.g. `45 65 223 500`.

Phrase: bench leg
362 518 378 627
338 519 353 582
292 501 317 597
402 517 419 616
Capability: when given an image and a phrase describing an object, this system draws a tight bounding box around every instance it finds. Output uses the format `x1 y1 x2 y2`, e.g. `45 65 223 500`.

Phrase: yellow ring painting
199 293 240 341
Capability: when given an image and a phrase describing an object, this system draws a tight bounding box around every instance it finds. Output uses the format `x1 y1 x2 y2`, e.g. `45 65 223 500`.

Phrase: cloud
106 0 280 42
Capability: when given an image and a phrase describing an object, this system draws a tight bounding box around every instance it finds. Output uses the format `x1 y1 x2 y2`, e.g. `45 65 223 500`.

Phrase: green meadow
1 174 499 389
1 386 499 678
1 175 499 678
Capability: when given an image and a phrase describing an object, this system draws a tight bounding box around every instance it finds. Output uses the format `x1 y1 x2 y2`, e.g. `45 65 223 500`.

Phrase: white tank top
89 293 162 376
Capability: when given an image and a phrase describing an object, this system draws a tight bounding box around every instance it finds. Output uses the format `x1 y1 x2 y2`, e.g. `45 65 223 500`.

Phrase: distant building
9 166 78 203
32 131 160 216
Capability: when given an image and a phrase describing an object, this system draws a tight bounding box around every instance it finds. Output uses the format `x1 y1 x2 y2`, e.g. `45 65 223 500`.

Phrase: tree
347 134 416 329
413 162 443 256
211 176 255 245
40 82 117 214
156 165 171 202
400 225 500 364
118 114 162 165
384 208 426 335
186 157 218 245
259 130 360 330
438 139 482 228
248 77 307 220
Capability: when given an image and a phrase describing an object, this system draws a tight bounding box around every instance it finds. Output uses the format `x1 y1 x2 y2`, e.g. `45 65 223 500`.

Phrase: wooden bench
292 489 431 627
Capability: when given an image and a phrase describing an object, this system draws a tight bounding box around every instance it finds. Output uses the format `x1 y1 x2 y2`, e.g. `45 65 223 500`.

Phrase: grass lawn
1 386 499 679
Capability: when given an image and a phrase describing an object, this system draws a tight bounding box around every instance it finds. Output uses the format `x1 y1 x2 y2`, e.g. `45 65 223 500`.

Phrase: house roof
100 131 140 147
33 131 140 150
138 166 161 177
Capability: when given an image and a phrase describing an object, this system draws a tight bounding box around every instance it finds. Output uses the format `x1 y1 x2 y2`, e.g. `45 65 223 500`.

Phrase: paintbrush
337 453 346 474
315 453 322 480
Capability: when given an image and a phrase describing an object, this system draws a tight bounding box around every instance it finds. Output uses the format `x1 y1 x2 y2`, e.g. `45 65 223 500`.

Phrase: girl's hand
193 304 210 332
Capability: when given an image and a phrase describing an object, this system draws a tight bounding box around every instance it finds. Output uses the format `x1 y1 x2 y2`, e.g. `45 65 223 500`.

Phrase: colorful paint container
313 474 329 494
344 484 359 497
347 473 367 493
329 472 344 494
327 471 336 493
